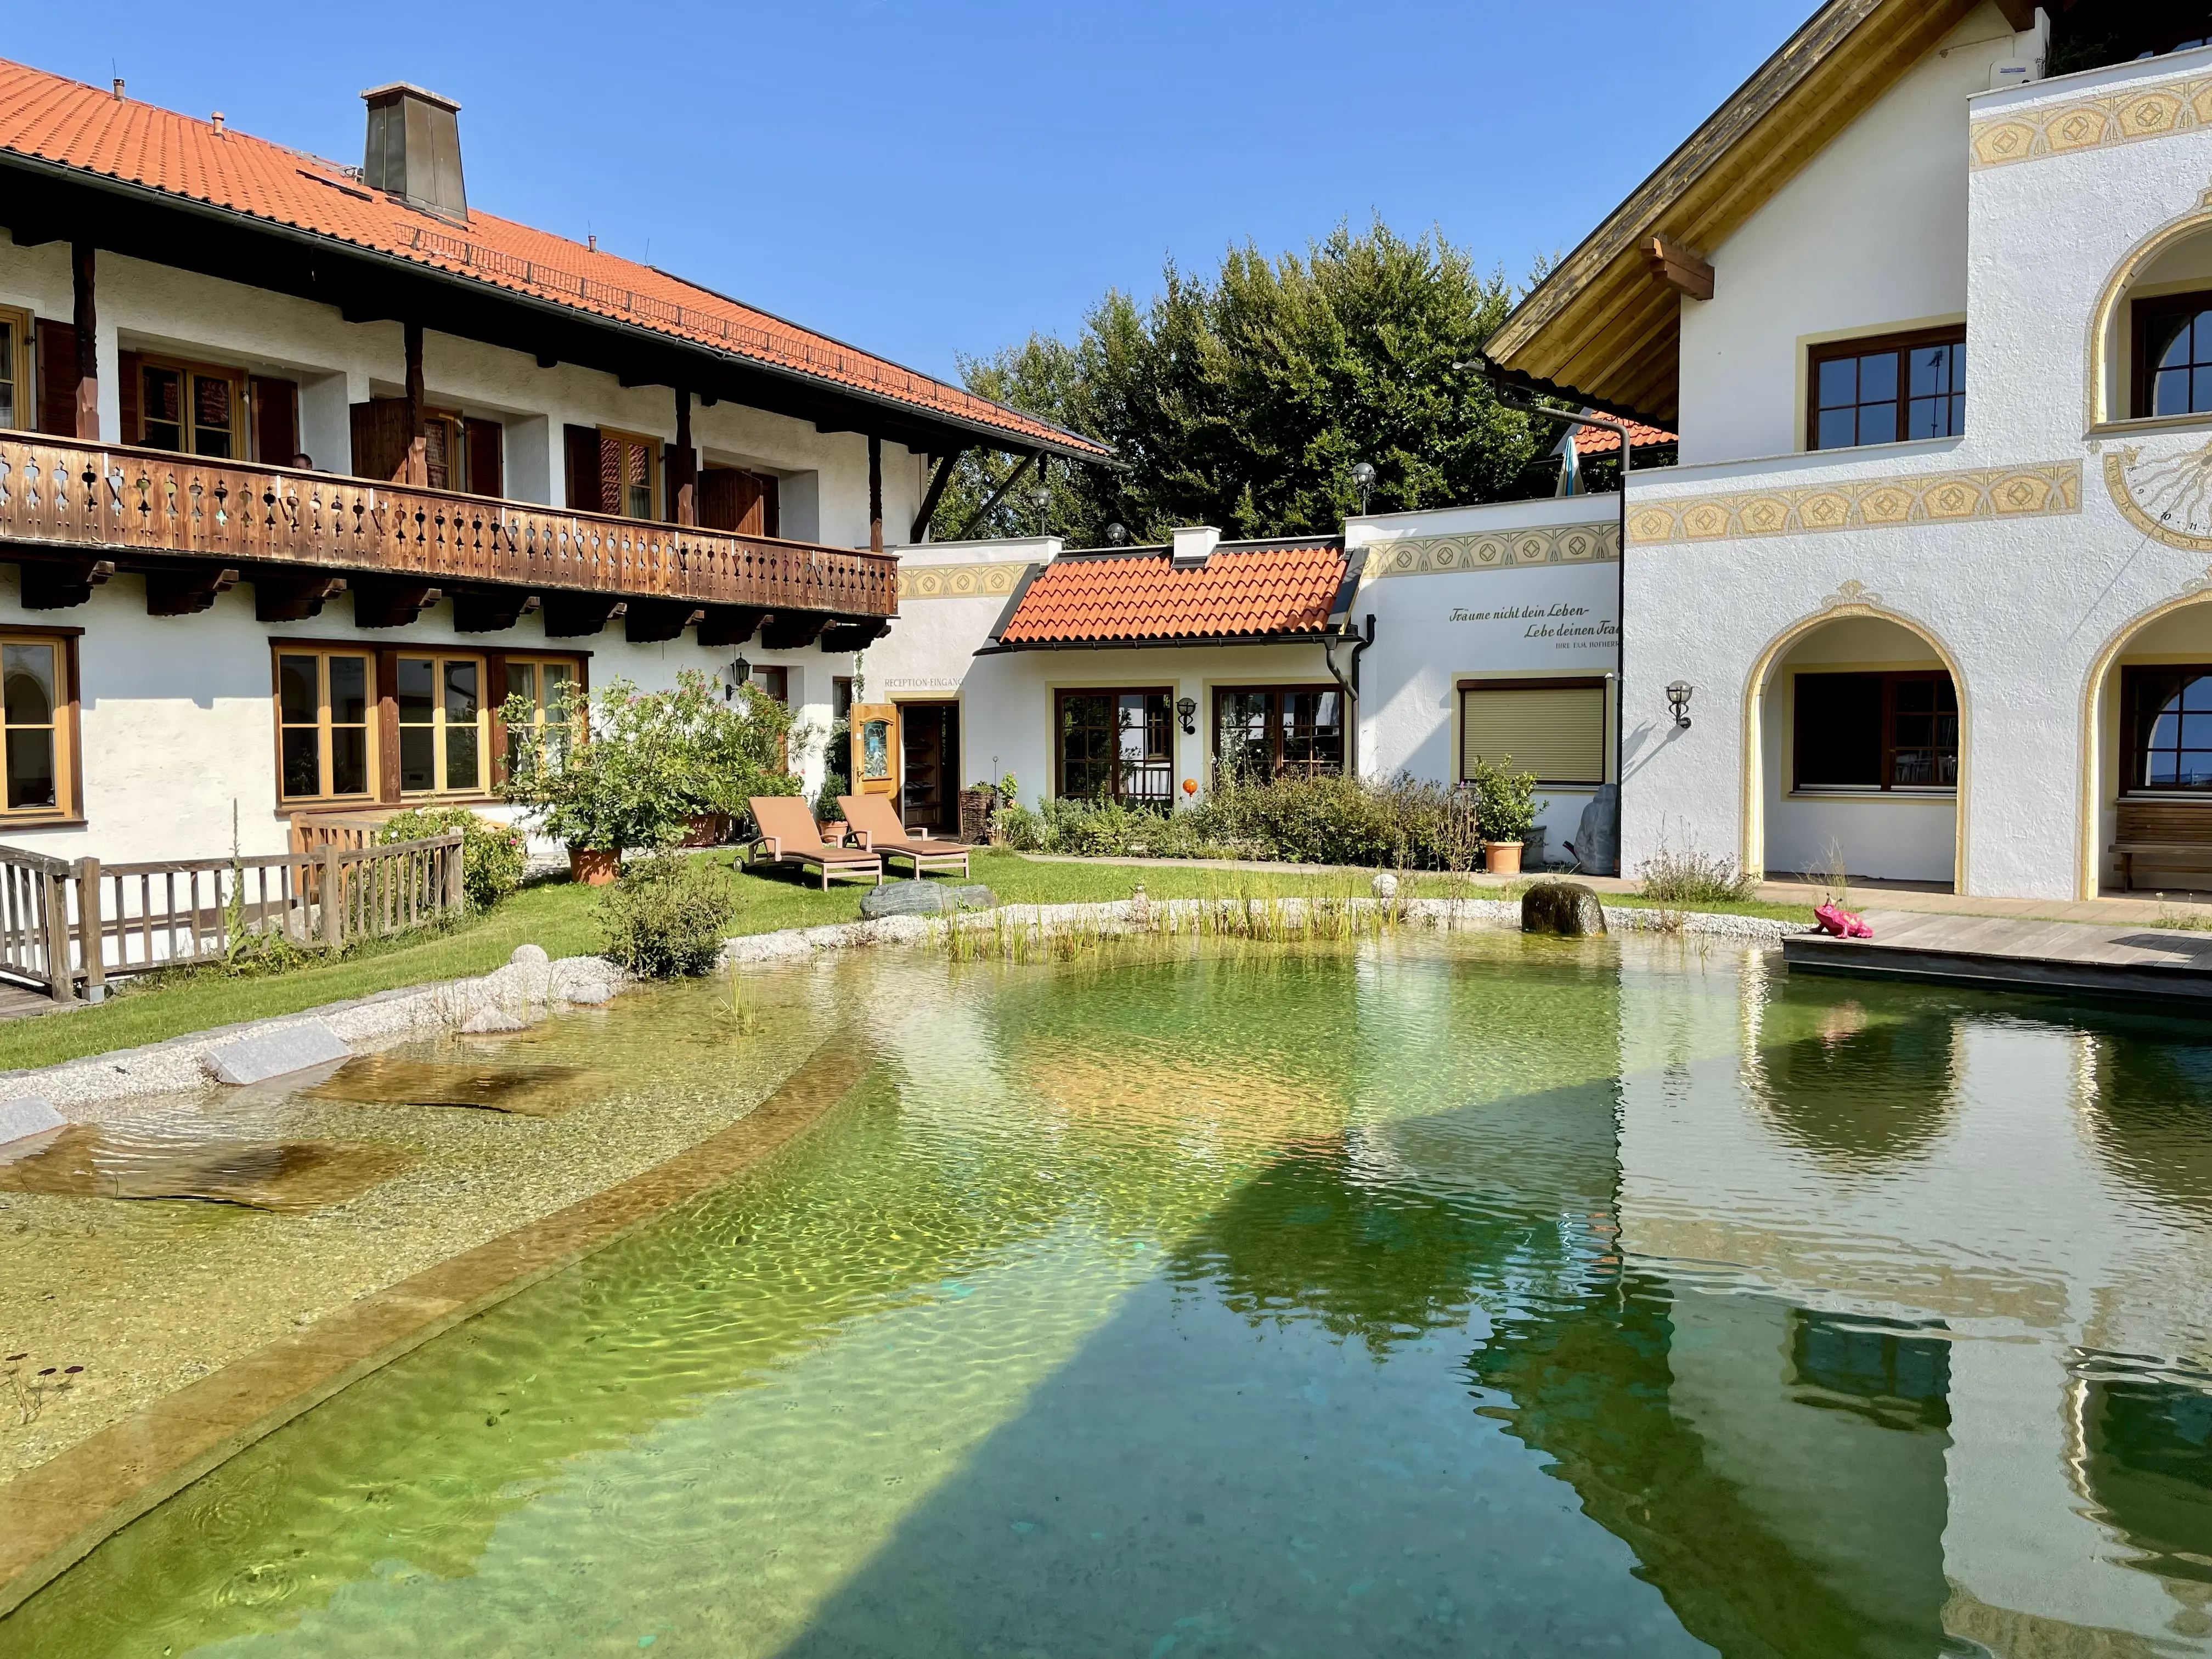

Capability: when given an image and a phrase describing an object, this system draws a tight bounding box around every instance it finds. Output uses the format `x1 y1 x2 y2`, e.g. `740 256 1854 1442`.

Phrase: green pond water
8 932 2212 1657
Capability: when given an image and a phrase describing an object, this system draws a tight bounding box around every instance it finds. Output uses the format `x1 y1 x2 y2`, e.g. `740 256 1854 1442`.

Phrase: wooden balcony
0 433 898 638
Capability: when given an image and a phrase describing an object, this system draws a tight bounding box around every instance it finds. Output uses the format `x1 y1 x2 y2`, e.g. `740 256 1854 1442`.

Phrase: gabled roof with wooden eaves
0 57 1110 463
1483 0 1984 426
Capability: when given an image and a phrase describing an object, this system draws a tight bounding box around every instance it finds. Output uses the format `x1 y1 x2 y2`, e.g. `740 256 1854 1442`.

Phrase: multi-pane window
501 658 577 776
1458 679 1607 786
1793 671 1958 792
2125 667 2212 791
0 638 70 816
276 650 374 802
2134 292 2212 418
602 431 658 520
138 359 242 457
0 306 26 433
1216 687 1344 781
1809 330 1966 450
398 654 486 795
1057 689 1172 805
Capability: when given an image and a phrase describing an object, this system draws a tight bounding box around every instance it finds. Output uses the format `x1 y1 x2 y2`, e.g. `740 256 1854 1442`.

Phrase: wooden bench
2115 800 2212 890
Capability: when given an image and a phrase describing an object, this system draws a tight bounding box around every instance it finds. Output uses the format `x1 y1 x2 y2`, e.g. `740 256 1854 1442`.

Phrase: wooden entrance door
899 702 960 835
850 703 899 799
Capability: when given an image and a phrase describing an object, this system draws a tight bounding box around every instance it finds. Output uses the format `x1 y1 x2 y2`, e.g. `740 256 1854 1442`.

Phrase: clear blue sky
13 1 1812 382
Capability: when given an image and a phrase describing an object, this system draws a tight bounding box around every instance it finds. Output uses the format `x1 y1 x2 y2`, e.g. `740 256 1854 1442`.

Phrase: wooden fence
0 831 466 1003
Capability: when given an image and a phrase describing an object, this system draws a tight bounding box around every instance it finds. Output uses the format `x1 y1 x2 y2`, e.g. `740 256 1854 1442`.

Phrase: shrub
502 672 803 854
378 805 526 911
1637 840 1758 906
596 853 737 978
1465 755 1542 845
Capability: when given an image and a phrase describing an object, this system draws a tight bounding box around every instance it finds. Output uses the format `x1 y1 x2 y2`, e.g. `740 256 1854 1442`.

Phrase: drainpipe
1323 614 1376 779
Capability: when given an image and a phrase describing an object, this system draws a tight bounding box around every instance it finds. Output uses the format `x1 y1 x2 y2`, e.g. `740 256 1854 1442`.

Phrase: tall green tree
929 220 1549 545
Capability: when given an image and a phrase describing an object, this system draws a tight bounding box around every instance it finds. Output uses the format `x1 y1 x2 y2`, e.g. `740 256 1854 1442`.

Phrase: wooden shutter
35 320 76 437
249 376 299 465
699 467 773 535
464 418 503 498
1459 682 1606 785
351 397 415 482
117 351 142 445
758 472 780 538
565 424 604 512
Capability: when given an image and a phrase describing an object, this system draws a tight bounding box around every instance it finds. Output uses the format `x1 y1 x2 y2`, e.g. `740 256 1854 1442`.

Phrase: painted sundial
2109 437 2212 549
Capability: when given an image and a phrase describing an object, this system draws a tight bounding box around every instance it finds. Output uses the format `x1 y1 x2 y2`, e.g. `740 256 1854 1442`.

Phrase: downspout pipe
1323 613 1376 780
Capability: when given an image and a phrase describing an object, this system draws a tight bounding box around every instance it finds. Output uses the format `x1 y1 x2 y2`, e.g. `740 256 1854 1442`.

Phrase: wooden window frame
1790 669 1958 794
498 654 584 783
1053 686 1175 806
132 353 248 459
394 651 493 799
2119 663 2212 794
0 303 30 436
1807 326 1966 452
1212 684 1345 781
273 646 379 807
272 642 589 810
0 625 83 825
603 428 661 522
1456 676 1609 787
2131 289 2212 420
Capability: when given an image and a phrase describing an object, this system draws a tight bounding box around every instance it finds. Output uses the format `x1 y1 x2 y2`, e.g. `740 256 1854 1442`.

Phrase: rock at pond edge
201 1021 352 1086
861 881 998 919
1522 881 1607 937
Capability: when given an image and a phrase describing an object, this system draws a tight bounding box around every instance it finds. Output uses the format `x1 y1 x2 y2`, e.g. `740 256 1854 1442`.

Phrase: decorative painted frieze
896 561 1034 601
1628 461 2081 546
1359 522 1616 579
1970 72 2212 168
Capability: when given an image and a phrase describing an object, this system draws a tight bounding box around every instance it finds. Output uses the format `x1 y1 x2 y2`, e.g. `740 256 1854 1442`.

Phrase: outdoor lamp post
1105 522 1130 546
1351 460 1376 515
1666 681 1694 729
1030 480 1052 533
1176 696 1198 736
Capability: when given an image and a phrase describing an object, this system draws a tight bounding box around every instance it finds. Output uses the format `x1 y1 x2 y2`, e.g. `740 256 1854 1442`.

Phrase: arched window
2134 292 2212 417
2124 667 2212 791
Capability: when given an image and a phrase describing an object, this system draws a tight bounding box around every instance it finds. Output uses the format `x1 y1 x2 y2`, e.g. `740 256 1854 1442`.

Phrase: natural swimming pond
4 932 2212 1656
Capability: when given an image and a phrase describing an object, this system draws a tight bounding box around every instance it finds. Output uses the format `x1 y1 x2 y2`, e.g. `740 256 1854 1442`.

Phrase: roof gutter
0 150 1110 464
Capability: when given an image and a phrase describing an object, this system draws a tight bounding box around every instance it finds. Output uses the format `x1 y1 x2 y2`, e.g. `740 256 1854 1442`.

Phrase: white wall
1348 494 1620 859
1675 3 2027 467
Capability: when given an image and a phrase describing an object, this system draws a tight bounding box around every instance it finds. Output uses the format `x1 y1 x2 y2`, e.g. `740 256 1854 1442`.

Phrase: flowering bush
501 671 802 853
377 805 526 910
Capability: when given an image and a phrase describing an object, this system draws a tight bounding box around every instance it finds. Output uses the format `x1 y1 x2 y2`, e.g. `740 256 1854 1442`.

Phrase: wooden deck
1782 908 2212 1002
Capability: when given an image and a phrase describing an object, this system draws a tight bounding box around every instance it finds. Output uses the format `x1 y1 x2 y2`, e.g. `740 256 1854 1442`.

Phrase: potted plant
500 671 804 882
1468 755 1543 878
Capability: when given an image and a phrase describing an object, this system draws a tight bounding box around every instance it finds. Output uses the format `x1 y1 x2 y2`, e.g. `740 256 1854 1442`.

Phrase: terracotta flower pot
821 820 849 846
569 848 621 886
679 812 726 848
1483 840 1525 877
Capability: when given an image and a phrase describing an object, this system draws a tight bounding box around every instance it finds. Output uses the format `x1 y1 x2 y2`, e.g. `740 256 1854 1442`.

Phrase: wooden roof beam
1643 238 1713 302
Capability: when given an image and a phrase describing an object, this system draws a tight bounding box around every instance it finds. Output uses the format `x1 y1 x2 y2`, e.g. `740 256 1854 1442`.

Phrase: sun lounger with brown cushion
839 793 972 878
747 796 884 889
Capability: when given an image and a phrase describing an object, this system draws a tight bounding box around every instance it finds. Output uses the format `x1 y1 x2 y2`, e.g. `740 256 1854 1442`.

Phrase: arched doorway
1744 606 1966 891
2081 596 2212 898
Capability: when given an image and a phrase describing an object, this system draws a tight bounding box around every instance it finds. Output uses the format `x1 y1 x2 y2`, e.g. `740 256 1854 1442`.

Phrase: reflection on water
5 934 2212 1656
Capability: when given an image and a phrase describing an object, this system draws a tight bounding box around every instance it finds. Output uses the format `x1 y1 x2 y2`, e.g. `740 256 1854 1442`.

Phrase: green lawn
0 852 1810 1074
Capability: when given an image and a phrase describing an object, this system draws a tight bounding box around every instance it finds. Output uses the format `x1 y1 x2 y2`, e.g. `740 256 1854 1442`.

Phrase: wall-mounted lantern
1176 696 1198 736
1666 680 1694 729
725 653 751 701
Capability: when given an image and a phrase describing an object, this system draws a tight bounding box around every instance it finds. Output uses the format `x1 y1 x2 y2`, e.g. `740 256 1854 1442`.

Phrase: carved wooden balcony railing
0 434 898 620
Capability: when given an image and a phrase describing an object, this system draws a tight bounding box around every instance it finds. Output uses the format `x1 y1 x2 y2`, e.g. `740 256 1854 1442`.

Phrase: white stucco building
1488 1 2212 898
0 61 1103 865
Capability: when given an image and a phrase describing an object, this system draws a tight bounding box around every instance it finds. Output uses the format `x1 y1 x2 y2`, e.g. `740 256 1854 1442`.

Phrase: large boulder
1567 784 1620 877
861 881 997 919
1522 881 1607 937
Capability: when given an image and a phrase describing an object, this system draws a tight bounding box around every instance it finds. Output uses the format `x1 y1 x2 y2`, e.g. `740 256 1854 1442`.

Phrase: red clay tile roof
996 541 1348 646
1571 417 1675 455
0 59 1106 459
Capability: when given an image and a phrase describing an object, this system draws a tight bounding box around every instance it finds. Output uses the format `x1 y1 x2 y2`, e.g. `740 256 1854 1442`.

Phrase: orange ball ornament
1182 778 1197 796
